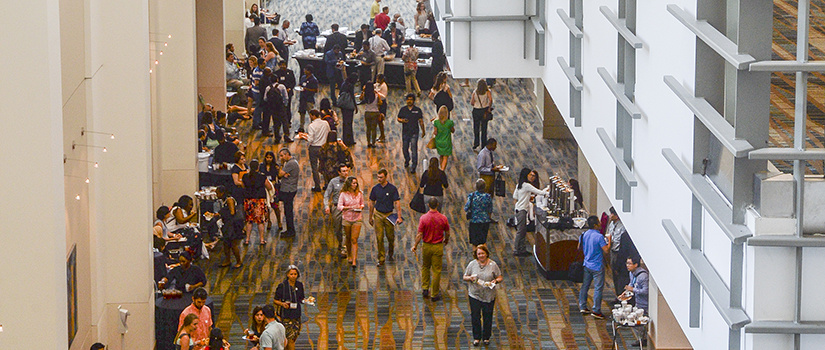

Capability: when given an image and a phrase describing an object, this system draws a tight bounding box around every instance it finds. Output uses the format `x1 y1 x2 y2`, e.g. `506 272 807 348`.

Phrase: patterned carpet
201 73 635 348
771 0 825 174
183 0 825 348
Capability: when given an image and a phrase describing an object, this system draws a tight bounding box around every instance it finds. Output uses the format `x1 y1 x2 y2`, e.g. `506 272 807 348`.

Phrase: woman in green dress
433 105 455 170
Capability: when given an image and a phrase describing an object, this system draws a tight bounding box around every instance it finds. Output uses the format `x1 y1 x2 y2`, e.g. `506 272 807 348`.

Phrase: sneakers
591 312 605 319
376 261 384 267
339 248 347 258
422 290 429 298
430 294 442 302
580 309 591 315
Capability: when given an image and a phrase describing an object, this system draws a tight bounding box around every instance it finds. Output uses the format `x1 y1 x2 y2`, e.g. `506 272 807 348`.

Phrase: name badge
289 302 298 309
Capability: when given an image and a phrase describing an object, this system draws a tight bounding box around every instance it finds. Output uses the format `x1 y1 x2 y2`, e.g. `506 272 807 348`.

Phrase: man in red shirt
178 287 213 345
412 198 450 301
374 6 391 31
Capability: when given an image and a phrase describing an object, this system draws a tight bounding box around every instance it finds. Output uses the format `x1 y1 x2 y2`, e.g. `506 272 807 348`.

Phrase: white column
225 0 246 57
150 0 199 207
88 0 155 348
0 0 68 349
197 0 227 113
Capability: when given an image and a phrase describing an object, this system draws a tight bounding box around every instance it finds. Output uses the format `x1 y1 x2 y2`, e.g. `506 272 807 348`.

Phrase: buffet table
293 52 434 90
533 206 585 280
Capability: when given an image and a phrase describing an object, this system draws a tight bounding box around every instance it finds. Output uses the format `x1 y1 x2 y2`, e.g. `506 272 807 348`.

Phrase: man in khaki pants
369 168 403 266
412 198 450 302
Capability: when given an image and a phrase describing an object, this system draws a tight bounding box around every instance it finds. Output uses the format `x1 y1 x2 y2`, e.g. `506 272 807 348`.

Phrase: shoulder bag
494 173 506 197
410 188 427 214
465 193 474 220
426 136 436 149
335 90 356 110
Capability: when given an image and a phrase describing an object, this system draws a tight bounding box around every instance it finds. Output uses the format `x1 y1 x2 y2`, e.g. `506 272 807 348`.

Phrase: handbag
410 189 427 214
494 173 506 197
336 91 356 110
426 137 436 149
465 194 474 220
484 106 493 120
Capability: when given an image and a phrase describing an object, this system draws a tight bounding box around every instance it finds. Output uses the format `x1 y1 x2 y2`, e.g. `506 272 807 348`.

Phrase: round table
155 293 214 350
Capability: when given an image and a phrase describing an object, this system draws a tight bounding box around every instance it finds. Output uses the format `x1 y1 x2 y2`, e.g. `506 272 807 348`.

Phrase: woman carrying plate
462 244 503 346
244 306 266 349
274 265 305 350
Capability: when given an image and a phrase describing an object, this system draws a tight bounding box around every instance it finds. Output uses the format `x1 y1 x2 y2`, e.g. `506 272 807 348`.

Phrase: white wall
541 0 743 348
0 0 68 349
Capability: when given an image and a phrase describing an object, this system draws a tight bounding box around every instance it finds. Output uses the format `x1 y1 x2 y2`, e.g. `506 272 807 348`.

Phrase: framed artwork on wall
67 245 77 347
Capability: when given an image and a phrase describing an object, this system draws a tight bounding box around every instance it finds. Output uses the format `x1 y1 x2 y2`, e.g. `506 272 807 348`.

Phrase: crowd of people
149 0 651 348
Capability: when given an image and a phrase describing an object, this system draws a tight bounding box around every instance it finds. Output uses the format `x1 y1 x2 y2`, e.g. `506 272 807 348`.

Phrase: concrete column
197 0 227 112
225 0 246 57
541 84 573 140
0 0 68 349
87 0 154 348
150 0 198 207
649 277 693 349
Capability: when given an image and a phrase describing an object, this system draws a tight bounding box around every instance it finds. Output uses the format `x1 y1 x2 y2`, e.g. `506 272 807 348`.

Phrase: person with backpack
337 74 358 146
260 68 283 138
577 216 610 319
606 207 638 303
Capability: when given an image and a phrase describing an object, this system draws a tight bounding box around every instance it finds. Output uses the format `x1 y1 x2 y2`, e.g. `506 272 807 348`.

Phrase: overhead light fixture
81 127 115 140
72 141 107 153
64 156 100 168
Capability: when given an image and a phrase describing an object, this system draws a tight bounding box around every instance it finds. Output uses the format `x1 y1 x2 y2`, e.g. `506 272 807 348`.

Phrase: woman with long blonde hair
470 78 493 150
432 106 455 170
337 176 364 268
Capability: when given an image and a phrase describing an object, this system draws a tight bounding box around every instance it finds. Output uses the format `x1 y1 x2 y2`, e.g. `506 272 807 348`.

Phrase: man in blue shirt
297 65 318 133
369 169 403 266
578 215 610 319
323 45 345 106
397 93 425 173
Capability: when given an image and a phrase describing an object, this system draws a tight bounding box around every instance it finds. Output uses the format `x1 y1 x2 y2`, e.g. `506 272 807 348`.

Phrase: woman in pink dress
337 176 364 268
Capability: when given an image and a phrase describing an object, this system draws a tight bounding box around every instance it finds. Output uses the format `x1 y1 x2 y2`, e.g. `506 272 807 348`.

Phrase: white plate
294 86 304 91
499 166 510 172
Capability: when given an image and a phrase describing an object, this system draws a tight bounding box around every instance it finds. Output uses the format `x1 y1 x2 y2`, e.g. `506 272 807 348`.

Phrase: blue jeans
402 133 418 170
252 91 262 127
578 266 605 313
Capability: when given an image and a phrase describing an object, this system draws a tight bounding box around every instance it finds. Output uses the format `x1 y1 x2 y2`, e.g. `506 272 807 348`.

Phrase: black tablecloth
199 170 232 188
295 56 434 91
155 294 215 350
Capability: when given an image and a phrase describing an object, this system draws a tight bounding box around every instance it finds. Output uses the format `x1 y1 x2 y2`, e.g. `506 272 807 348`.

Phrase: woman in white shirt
512 168 548 256
470 79 493 150
414 2 428 33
